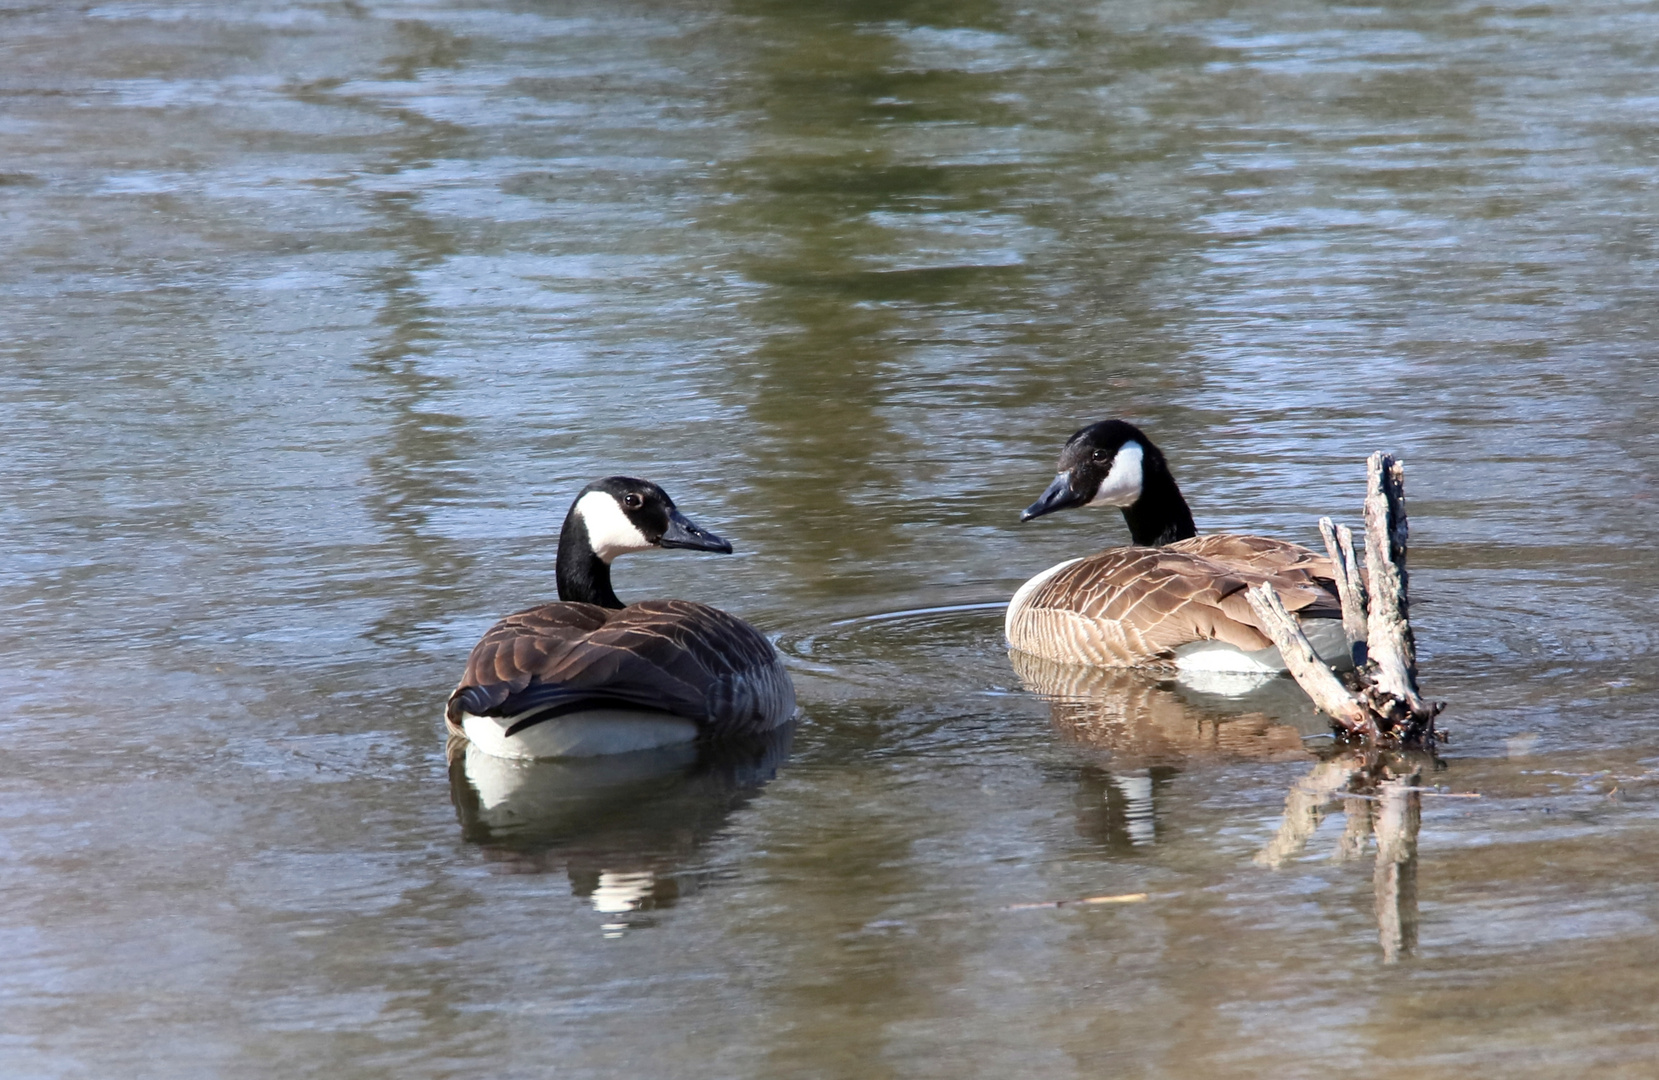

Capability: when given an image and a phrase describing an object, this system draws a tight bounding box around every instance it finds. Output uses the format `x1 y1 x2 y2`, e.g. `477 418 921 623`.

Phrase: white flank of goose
446 477 796 759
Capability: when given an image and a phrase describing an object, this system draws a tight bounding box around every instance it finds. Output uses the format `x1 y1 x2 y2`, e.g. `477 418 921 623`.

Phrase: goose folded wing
447 600 781 732
1169 533 1356 603
446 602 617 722
1028 548 1336 657
1210 569 1342 631
1168 534 1334 576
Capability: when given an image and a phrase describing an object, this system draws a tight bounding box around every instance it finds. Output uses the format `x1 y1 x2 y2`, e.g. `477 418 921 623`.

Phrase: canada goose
1007 420 1350 678
446 477 796 759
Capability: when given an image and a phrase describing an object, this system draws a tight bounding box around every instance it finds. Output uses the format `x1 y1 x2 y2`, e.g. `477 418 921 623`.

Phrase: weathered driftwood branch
1318 516 1368 666
1246 584 1376 737
1361 453 1431 727
1252 453 1440 744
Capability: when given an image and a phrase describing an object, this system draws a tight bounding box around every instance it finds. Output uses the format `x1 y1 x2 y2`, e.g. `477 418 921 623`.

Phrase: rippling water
3 0 1658 1076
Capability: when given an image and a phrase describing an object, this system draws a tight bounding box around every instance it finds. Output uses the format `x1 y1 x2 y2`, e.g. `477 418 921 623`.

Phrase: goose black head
1020 420 1197 545
1021 420 1151 521
567 476 732 564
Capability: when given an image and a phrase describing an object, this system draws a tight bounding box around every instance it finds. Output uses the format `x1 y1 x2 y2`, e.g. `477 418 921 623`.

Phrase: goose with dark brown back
447 477 796 759
1007 420 1351 682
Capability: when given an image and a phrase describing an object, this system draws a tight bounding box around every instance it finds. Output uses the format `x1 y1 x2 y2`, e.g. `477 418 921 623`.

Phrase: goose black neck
556 515 624 609
1121 445 1198 546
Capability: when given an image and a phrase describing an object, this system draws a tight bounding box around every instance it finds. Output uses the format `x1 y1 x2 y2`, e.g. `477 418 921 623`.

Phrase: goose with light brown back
1008 420 1351 689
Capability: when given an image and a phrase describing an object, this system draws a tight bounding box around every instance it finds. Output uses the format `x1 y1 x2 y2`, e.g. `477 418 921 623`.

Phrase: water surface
3 0 1658 1076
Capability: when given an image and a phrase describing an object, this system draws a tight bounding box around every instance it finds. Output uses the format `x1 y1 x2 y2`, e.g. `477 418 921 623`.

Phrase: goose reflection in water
447 725 793 936
1011 650 1324 763
1011 650 1322 853
1012 650 1428 959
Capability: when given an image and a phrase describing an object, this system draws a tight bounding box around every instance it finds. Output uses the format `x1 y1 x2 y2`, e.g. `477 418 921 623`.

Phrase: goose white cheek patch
1090 441 1145 507
575 491 653 563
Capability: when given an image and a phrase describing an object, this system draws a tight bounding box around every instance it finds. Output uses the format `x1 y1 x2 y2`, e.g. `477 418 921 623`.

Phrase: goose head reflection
448 724 794 936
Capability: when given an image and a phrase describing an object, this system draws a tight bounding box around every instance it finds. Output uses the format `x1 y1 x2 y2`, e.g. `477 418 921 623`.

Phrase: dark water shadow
448 725 795 935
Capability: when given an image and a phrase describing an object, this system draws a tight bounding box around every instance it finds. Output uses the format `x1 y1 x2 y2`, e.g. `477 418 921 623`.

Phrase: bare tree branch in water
1248 452 1443 746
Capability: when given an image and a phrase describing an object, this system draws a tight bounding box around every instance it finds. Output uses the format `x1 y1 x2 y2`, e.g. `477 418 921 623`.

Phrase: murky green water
4 0 1658 1075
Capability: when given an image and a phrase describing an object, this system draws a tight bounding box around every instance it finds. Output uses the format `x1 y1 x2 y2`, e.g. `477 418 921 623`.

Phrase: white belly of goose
1171 620 1352 674
459 709 700 760
1169 618 1354 694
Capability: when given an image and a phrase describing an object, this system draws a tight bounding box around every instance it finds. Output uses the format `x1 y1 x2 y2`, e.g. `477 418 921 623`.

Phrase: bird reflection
1011 650 1321 851
1010 651 1324 765
1011 651 1430 958
448 726 794 936
1254 749 1429 963
1069 763 1179 854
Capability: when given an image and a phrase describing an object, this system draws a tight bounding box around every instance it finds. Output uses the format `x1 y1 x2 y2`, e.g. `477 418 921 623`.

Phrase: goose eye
1092 449 1110 462
623 493 643 509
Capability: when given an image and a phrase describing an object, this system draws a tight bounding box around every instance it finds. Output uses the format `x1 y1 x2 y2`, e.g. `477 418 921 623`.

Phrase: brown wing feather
1008 538 1341 668
447 600 794 738
1167 534 1337 579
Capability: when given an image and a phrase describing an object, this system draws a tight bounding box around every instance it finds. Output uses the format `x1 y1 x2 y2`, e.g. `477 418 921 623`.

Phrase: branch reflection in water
1011 651 1425 960
1255 749 1427 964
447 726 794 937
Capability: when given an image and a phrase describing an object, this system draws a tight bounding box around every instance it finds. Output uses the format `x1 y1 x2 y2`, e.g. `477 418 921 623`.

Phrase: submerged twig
1004 892 1150 911
1323 788 1480 801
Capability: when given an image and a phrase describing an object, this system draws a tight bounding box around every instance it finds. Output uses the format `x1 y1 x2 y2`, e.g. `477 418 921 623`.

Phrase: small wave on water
772 598 1014 689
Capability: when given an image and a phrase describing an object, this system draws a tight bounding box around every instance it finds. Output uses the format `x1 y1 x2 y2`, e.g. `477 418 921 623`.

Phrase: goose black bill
659 508 733 553
1020 473 1089 522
